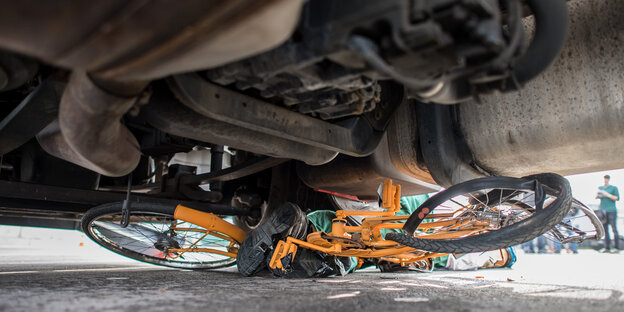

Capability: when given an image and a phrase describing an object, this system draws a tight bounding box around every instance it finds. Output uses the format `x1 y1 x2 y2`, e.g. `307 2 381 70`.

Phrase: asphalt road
0 227 623 312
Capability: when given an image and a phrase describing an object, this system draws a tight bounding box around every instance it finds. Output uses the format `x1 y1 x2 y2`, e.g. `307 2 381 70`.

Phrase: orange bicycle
269 180 447 272
81 180 445 271
268 174 573 273
82 174 577 271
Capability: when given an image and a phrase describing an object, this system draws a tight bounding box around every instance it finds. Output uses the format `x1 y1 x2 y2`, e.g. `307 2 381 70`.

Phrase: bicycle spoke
416 185 547 239
87 210 238 268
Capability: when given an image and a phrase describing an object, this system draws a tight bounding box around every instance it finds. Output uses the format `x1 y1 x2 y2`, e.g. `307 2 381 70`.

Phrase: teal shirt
599 185 619 212
399 194 430 216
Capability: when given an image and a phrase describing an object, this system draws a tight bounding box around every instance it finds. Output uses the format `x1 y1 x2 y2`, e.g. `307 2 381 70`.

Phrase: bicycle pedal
269 240 298 270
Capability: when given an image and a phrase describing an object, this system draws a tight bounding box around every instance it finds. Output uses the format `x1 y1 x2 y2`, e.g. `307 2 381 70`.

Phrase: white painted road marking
400 281 449 289
381 287 407 291
0 266 167 275
394 297 429 302
378 280 401 284
0 270 38 275
326 291 361 299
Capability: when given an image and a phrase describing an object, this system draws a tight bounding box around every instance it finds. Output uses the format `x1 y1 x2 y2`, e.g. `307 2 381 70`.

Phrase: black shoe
236 202 308 277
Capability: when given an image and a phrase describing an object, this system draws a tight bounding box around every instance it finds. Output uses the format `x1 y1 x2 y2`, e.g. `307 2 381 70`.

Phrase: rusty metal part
386 101 437 185
54 72 143 177
458 0 624 177
295 101 440 199
0 0 304 81
297 134 440 200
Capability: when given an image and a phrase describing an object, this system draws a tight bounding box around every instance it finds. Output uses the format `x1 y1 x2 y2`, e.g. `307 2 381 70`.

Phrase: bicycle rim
84 210 238 269
388 174 571 253
414 186 554 239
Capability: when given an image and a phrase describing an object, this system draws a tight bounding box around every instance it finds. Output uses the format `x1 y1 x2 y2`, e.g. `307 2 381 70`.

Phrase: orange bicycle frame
269 179 449 270
162 205 247 260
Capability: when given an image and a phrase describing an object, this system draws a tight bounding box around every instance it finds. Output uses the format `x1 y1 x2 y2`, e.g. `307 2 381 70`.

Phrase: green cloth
399 194 430 216
432 254 450 268
599 185 619 212
307 210 336 233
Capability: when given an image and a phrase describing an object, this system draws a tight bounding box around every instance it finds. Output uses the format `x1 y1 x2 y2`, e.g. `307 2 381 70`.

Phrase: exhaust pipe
39 72 144 177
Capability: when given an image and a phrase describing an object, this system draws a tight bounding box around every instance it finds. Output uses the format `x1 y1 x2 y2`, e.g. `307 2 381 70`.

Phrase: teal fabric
432 254 450 268
599 185 619 212
307 210 337 233
399 194 430 216
506 247 517 268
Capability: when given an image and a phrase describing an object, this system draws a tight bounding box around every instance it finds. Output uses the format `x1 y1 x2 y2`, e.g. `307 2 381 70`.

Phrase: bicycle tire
386 173 572 253
81 202 241 269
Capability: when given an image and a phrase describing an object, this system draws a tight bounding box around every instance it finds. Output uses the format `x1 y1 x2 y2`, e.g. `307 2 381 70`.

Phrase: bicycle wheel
81 202 245 269
386 173 572 253
546 198 605 244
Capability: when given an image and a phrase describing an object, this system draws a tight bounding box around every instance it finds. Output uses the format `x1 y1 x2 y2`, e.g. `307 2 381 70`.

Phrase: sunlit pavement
0 228 623 312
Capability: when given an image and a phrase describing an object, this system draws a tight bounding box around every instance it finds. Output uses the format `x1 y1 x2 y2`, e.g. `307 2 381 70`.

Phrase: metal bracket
168 74 388 159
120 173 132 227
1 79 64 155
179 156 288 186
0 180 250 216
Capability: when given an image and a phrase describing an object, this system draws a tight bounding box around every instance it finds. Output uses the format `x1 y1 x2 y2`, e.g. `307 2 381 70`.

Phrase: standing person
597 175 620 253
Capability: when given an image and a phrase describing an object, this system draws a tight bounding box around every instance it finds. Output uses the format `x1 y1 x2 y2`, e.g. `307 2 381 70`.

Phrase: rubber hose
510 0 569 85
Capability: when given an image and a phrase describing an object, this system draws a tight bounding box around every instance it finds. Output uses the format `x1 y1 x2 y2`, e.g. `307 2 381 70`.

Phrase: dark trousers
603 211 620 250
522 235 547 253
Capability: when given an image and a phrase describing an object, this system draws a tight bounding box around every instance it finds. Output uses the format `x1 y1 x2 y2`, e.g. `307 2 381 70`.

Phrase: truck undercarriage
0 0 622 231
